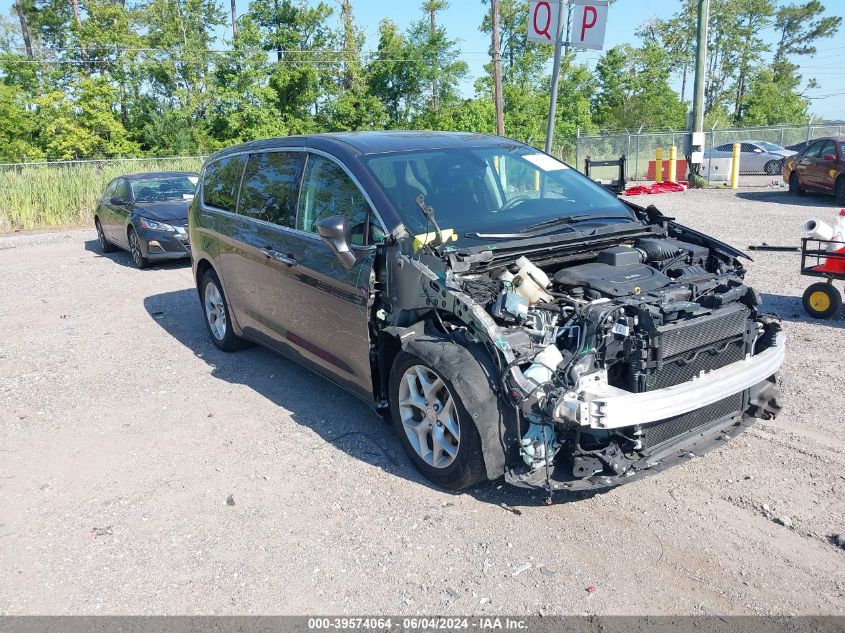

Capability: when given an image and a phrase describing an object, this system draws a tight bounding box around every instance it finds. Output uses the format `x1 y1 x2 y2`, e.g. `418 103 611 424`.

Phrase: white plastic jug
509 256 553 304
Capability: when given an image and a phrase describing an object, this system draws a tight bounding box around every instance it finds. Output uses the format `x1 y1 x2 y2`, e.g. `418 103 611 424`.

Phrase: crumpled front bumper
553 333 785 430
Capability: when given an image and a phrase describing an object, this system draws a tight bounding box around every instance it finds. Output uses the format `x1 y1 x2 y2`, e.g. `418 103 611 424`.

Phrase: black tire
199 268 250 352
765 160 782 176
389 346 488 490
95 218 116 253
128 227 148 269
836 177 845 206
789 172 805 196
802 282 842 319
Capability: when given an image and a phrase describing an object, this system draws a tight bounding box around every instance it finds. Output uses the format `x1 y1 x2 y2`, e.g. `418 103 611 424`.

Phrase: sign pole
544 0 567 154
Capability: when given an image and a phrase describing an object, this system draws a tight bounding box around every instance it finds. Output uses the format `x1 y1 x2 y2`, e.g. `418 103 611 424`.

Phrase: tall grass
0 157 204 233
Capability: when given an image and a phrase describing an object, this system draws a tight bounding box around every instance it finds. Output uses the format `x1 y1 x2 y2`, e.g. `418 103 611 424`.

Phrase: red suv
784 136 845 204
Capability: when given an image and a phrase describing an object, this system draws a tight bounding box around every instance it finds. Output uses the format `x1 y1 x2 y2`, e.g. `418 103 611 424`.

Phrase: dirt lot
1 185 844 616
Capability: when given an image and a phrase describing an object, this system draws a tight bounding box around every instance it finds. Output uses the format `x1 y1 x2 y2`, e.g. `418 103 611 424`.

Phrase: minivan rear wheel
200 269 250 352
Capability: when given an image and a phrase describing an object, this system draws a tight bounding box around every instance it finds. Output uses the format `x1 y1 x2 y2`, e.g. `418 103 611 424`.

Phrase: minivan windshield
363 146 636 246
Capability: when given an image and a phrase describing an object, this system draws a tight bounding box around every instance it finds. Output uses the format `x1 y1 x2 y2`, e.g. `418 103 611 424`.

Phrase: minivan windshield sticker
523 154 569 172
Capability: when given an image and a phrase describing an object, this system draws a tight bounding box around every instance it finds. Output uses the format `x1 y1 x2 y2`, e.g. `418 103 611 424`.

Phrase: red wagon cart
801 237 845 319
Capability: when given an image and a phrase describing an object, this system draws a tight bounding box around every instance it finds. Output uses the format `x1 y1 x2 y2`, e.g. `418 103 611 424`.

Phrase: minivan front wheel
389 348 487 490
200 269 249 352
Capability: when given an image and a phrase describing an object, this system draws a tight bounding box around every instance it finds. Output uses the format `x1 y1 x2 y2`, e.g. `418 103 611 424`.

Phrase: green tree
479 0 551 88
246 0 334 129
774 0 842 62
35 77 140 159
367 19 422 127
637 1 696 101
0 82 42 160
592 44 686 131
591 45 631 129
140 0 227 151
741 62 809 125
320 0 389 131
408 1 467 116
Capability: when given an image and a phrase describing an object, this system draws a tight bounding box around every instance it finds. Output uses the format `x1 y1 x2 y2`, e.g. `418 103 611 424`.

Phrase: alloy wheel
96 221 107 249
129 231 143 267
397 364 460 469
204 282 227 341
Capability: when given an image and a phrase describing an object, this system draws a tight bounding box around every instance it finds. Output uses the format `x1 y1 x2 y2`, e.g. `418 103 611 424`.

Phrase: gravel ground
1 185 844 616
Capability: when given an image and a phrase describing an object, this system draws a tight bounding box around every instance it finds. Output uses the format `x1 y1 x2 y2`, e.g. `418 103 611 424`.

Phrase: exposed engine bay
375 204 784 497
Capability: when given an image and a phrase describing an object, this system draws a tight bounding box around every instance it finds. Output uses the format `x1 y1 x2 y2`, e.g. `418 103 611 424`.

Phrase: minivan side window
298 155 371 246
238 151 305 227
203 155 247 212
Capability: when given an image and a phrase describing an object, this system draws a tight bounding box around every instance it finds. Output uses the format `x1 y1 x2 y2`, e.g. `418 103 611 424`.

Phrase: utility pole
545 0 570 154
491 0 505 136
690 0 709 136
274 0 282 62
231 0 237 40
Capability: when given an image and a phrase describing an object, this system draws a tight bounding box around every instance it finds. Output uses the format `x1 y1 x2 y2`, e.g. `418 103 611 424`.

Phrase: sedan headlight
139 217 176 232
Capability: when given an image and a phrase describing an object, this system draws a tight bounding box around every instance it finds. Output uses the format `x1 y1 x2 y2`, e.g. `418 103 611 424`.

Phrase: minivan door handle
261 247 297 266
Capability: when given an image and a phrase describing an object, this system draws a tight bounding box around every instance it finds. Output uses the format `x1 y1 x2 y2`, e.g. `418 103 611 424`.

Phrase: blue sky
3 0 844 121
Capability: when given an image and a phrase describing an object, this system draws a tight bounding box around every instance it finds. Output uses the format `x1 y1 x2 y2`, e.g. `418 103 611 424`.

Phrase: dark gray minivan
189 132 783 496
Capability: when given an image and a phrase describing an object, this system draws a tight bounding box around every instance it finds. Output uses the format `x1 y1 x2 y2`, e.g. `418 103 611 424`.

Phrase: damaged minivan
189 132 784 497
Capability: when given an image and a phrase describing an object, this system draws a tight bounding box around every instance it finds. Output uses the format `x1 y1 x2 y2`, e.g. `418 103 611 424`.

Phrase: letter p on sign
572 0 608 50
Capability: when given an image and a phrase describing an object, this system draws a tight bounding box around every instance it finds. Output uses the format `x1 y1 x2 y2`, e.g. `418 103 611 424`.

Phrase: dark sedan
94 171 198 268
783 136 845 204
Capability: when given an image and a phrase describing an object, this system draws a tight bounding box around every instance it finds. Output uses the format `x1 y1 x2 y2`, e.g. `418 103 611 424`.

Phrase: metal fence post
708 125 717 186
635 129 641 181
575 128 581 172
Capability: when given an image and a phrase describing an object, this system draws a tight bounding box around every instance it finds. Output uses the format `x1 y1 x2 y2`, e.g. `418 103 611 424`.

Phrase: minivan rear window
202 155 247 212
238 152 305 227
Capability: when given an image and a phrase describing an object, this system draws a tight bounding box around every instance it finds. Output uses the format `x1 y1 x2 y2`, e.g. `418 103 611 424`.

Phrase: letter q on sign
527 0 561 43
571 0 608 50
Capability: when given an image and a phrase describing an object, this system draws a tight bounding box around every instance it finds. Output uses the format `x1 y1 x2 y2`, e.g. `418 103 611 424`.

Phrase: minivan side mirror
317 214 359 270
823 154 837 161
110 197 127 206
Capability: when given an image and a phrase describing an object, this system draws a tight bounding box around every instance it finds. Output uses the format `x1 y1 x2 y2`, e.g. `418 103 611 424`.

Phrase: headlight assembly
139 217 176 232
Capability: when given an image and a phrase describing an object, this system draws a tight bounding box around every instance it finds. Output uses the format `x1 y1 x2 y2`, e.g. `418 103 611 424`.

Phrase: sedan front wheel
128 227 148 269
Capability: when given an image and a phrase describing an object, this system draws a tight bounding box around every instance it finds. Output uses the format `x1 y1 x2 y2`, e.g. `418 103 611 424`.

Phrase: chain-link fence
573 122 845 183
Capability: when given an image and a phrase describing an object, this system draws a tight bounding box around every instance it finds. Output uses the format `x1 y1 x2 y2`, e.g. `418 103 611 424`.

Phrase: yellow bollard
493 156 500 173
534 170 541 192
655 147 663 181
668 145 677 183
731 143 740 189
